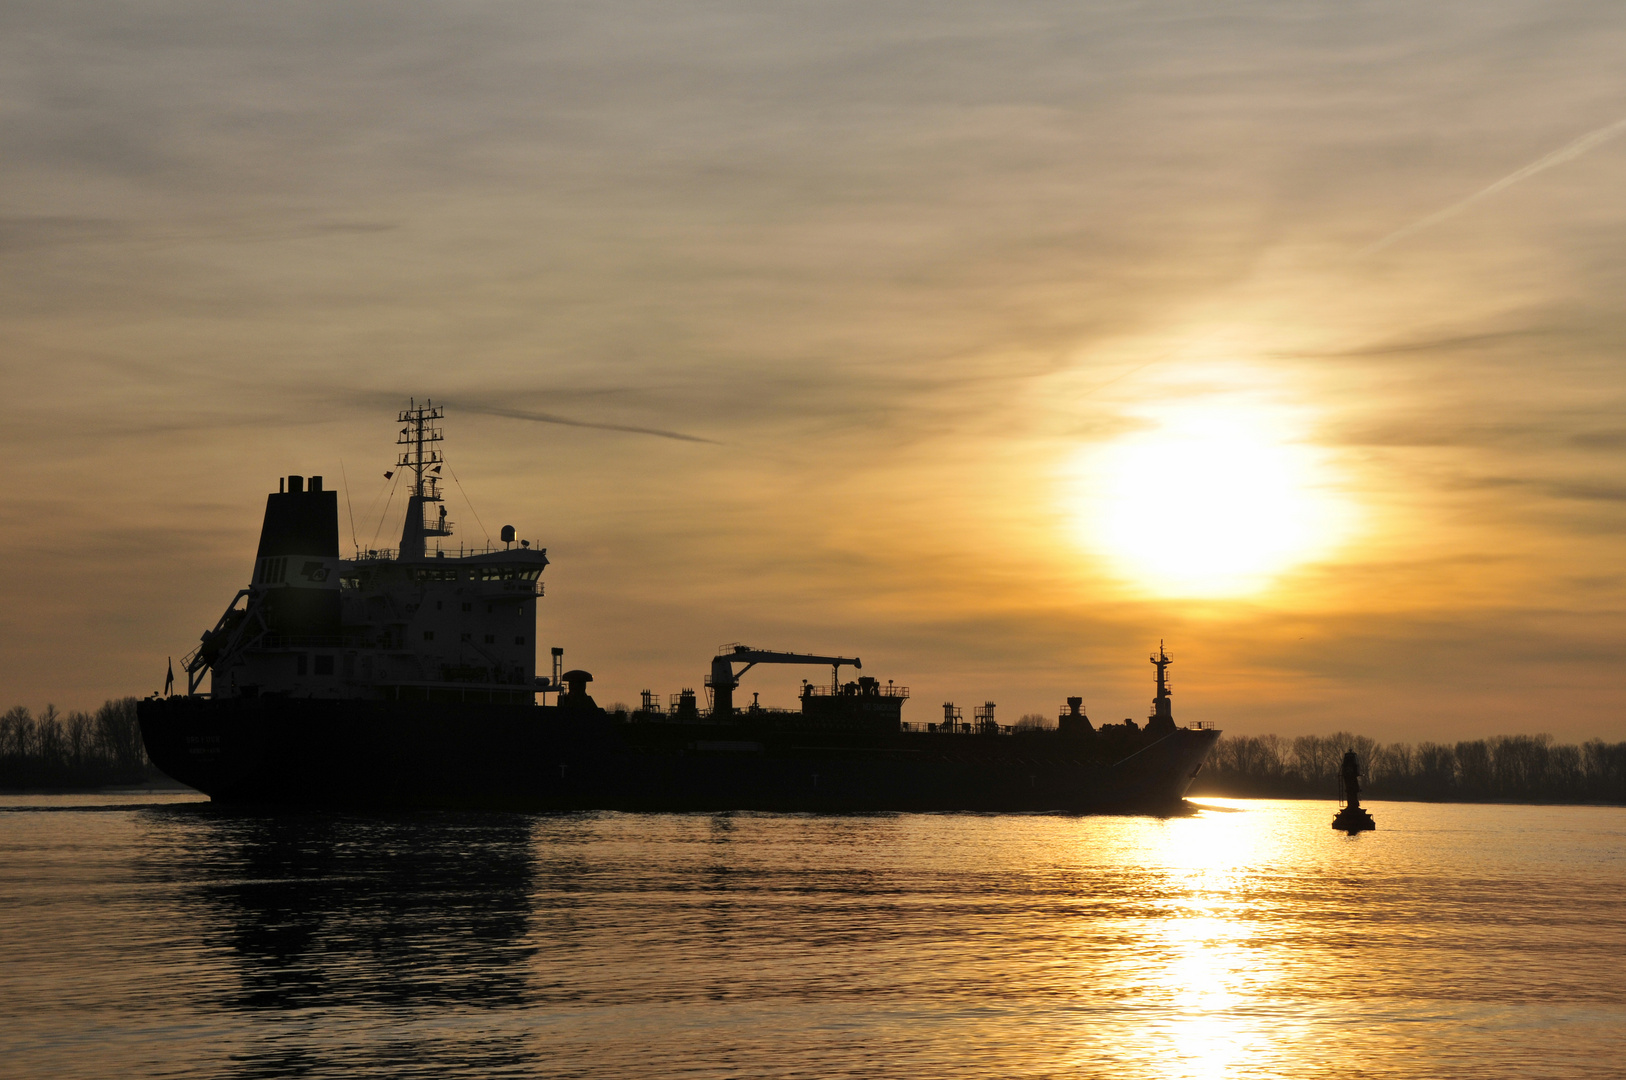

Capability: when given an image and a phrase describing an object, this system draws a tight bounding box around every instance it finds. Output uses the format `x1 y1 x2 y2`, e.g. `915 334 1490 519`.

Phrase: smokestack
254 478 341 639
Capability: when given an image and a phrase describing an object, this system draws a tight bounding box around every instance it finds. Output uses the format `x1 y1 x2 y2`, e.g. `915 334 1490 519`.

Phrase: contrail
462 402 721 444
1360 116 1626 256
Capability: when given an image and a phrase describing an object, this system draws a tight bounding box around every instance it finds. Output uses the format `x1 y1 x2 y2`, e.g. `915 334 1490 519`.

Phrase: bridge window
476 566 533 582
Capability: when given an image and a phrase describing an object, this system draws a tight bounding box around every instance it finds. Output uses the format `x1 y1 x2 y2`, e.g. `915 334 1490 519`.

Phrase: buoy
1333 748 1376 833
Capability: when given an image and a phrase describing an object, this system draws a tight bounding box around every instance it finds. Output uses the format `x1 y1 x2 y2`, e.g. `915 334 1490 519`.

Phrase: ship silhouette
138 402 1221 811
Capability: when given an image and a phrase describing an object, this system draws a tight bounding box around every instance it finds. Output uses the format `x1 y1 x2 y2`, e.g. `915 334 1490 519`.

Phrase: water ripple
1 797 1623 1078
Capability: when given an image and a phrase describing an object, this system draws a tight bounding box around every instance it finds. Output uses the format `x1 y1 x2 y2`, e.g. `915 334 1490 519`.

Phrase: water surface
3 796 1623 1078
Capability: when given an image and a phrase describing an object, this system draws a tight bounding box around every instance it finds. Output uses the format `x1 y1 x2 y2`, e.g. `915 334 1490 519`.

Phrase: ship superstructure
186 400 548 705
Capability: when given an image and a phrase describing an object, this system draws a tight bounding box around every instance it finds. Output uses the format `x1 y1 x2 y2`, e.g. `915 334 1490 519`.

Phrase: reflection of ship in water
171 809 541 1077
138 401 1220 811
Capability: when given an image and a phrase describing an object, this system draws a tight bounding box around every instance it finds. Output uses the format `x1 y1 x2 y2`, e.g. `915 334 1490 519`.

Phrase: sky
6 0 1626 742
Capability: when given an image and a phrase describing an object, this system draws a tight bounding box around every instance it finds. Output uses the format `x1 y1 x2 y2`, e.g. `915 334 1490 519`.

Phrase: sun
1062 401 1352 597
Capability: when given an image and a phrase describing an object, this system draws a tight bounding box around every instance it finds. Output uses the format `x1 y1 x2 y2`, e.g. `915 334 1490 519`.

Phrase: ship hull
138 696 1220 813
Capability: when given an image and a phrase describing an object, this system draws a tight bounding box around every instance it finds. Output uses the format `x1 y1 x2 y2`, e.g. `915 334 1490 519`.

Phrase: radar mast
397 398 453 559
1147 640 1175 735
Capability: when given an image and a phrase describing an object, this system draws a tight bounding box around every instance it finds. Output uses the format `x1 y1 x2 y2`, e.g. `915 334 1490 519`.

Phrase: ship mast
1147 640 1175 734
397 398 453 560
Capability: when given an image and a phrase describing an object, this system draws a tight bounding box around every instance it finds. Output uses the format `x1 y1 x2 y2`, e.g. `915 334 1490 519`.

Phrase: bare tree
94 698 146 771
0 705 31 762
65 710 94 770
35 705 65 773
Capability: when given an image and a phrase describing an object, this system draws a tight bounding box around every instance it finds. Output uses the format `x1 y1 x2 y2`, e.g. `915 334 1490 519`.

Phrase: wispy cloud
0 214 399 252
1361 117 1626 255
1278 327 1554 360
460 403 720 444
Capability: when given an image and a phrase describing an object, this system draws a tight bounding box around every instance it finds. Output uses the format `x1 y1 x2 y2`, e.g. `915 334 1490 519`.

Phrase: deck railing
801 684 910 699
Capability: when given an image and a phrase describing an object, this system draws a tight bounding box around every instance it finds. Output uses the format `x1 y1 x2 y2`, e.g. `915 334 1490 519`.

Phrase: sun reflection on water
1142 805 1277 1079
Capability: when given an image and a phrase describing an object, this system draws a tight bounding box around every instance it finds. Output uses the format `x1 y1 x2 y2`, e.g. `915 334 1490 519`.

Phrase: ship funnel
253 477 341 640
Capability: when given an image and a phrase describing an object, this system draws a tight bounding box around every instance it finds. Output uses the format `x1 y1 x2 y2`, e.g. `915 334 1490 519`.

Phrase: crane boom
706 644 861 717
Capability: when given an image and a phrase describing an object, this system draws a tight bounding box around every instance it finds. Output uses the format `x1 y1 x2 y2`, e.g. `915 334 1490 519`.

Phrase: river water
2 796 1623 1079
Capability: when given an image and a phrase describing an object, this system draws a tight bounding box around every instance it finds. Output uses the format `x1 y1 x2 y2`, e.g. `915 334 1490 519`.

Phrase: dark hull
138 696 1220 813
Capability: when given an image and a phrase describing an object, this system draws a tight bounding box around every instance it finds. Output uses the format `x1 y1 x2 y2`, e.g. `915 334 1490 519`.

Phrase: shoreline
0 782 197 796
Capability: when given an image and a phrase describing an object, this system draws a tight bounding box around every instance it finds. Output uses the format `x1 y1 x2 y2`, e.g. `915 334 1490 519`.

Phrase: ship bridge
183 400 552 705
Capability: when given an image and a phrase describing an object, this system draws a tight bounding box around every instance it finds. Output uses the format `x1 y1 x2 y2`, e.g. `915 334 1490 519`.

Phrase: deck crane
706 644 861 718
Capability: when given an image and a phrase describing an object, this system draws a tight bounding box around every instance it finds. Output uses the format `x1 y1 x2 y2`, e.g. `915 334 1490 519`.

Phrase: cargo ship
137 401 1220 811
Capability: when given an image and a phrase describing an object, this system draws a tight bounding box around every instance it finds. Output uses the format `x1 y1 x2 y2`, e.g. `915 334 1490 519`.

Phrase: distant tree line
1191 731 1626 804
0 698 154 788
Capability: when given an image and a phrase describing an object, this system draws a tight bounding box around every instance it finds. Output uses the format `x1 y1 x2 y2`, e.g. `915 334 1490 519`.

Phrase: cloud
1360 116 1626 256
459 402 721 444
0 214 400 252
1279 327 1555 360
0 215 126 251
1538 479 1626 504
1570 430 1626 450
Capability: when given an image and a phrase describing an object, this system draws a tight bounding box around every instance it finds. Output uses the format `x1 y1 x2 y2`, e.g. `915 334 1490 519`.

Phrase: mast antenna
398 397 445 499
396 398 453 559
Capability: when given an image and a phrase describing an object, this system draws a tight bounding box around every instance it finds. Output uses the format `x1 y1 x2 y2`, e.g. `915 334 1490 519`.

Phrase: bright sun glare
1064 400 1353 598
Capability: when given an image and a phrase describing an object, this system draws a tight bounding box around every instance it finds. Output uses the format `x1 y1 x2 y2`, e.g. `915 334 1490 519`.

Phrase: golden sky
7 0 1626 741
